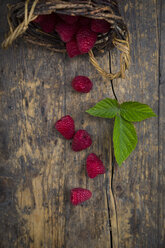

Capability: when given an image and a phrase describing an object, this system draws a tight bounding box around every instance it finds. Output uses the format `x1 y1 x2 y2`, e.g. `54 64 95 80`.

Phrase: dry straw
2 0 130 80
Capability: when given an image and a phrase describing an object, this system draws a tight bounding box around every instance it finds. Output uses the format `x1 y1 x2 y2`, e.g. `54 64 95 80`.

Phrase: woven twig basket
2 0 130 80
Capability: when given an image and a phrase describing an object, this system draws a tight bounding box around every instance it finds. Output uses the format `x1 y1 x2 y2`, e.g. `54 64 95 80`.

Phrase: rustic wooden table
0 1 164 247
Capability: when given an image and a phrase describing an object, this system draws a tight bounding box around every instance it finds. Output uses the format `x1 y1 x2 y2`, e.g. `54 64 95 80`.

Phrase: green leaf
86 98 119 118
113 115 138 166
120 102 156 122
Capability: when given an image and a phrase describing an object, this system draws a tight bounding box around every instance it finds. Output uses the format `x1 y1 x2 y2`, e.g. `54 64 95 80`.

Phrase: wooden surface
0 0 164 247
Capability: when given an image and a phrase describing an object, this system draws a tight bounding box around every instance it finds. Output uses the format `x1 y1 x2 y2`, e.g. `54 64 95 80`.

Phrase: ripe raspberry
55 21 78 42
86 153 106 178
79 16 91 26
70 188 92 205
66 39 81 58
32 15 45 24
55 115 75 139
58 14 79 24
76 27 97 53
72 130 92 152
40 13 58 33
91 19 110 33
71 76 93 93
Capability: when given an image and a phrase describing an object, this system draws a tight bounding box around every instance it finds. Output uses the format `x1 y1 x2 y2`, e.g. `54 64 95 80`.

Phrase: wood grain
110 0 165 247
158 0 165 246
0 0 164 248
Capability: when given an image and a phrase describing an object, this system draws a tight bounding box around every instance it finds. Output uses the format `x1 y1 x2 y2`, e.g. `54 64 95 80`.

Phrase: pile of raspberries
55 76 106 205
33 13 111 58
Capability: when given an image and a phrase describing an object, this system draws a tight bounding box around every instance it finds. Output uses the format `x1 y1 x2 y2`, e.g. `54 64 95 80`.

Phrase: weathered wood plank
159 0 165 85
0 1 114 247
158 83 165 248
158 0 165 246
109 0 164 247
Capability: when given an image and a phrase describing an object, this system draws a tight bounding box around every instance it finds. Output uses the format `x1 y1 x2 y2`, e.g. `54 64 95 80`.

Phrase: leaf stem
109 52 118 102
110 80 118 102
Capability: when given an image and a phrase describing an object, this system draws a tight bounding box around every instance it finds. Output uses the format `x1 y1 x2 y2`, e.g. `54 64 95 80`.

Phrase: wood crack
108 136 119 248
106 184 113 248
107 52 119 248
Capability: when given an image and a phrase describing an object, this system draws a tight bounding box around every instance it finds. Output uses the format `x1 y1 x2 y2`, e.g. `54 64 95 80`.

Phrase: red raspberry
72 130 92 151
71 76 93 93
91 19 110 33
55 115 75 139
86 153 106 178
55 21 78 42
70 188 92 205
79 16 91 26
76 27 97 53
66 39 81 58
32 15 45 24
58 14 79 24
40 13 58 33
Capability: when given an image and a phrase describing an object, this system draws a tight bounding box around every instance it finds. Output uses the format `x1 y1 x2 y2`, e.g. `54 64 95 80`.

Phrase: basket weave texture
2 0 130 80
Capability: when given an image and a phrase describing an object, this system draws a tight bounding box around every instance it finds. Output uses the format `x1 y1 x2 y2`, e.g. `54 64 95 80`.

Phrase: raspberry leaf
113 115 138 166
120 102 156 122
86 98 119 118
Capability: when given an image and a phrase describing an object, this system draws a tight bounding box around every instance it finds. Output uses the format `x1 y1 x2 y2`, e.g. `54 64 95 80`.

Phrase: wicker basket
2 0 130 80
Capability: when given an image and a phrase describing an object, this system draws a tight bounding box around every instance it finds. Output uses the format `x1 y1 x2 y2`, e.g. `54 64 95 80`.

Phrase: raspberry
86 153 106 178
72 130 92 151
32 15 45 24
40 13 58 33
71 76 93 93
70 188 92 205
55 21 78 42
91 19 110 33
79 16 91 26
55 115 75 139
76 27 97 53
58 14 79 24
66 39 81 58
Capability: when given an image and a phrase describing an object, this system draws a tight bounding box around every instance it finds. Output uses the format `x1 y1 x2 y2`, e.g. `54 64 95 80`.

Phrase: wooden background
0 0 164 247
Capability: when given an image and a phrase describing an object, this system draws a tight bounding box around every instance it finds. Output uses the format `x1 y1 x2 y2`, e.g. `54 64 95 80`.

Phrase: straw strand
2 0 39 49
88 36 130 80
